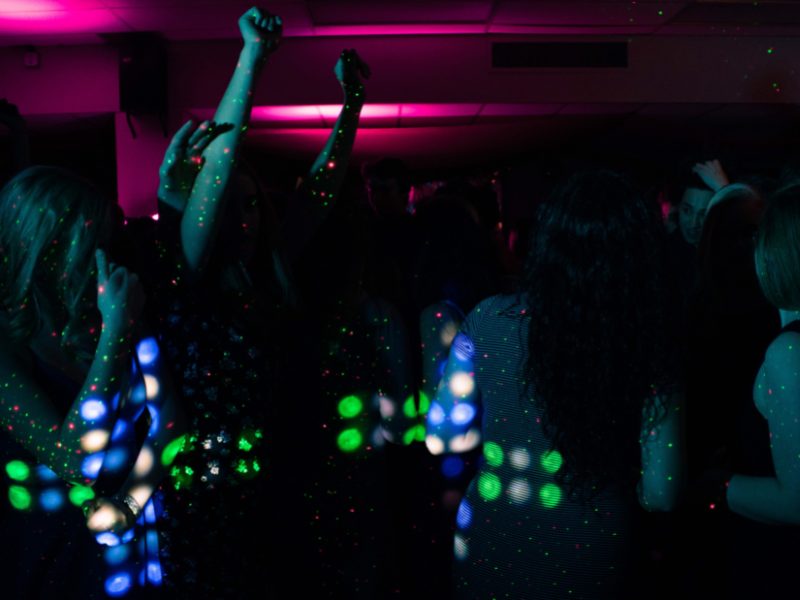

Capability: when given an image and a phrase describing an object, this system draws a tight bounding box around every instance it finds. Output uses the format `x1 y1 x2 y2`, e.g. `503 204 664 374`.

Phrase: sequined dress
120 205 277 597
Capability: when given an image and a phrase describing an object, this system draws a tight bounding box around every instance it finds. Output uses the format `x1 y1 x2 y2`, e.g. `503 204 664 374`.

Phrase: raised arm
420 302 465 411
638 391 684 511
284 50 369 262
425 329 481 456
692 159 730 194
0 249 144 484
726 332 800 524
179 7 281 274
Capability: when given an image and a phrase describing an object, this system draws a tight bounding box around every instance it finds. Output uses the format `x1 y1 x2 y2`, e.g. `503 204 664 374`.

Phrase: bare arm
638 391 685 512
727 332 800 524
0 250 144 484
419 302 464 414
180 7 281 275
284 50 369 262
425 329 481 456
85 335 185 534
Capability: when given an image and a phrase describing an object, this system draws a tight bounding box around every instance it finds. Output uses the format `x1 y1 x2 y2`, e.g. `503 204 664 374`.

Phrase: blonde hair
755 183 800 310
0 166 111 353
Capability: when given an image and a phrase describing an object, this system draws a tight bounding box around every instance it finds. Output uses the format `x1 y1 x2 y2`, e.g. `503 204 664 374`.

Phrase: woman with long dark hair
426 171 683 598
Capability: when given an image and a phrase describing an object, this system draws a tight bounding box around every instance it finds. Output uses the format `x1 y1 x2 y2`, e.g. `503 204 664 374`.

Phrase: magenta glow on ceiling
0 1 119 34
197 103 562 129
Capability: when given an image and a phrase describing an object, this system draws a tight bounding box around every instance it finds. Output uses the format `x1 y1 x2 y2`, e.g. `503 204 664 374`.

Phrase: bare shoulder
764 331 800 374
761 331 800 409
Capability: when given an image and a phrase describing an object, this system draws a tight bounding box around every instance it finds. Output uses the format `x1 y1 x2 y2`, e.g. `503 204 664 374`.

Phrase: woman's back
446 294 636 599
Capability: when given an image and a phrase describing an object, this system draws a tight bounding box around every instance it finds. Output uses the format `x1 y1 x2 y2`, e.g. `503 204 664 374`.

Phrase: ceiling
3 1 800 46
5 1 800 171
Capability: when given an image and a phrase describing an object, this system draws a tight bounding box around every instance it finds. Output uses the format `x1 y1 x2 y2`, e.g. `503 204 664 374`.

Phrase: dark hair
524 171 675 499
413 196 498 312
362 158 410 194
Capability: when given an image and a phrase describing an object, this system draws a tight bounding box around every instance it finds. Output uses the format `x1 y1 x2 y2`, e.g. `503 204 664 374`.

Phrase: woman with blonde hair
0 166 181 597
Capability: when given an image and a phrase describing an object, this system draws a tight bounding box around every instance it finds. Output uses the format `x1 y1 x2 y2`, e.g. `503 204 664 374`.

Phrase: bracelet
112 494 143 523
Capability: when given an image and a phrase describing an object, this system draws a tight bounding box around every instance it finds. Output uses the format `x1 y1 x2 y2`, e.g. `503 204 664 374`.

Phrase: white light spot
507 478 532 504
449 372 475 397
425 435 445 455
81 429 110 452
454 534 469 561
449 428 482 452
509 447 532 470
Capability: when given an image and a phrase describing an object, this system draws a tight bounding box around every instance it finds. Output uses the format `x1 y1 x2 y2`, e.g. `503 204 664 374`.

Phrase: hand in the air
95 248 146 335
239 7 282 59
692 159 730 193
158 119 230 211
334 49 371 88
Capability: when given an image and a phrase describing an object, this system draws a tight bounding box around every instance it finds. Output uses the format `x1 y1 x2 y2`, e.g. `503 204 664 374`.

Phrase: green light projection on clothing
418 392 431 415
540 450 563 474
403 396 417 419
68 484 95 507
161 434 187 466
338 395 364 419
539 483 562 508
171 465 194 491
403 424 426 445
337 428 363 453
8 485 31 510
478 472 502 501
483 442 504 467
5 460 30 481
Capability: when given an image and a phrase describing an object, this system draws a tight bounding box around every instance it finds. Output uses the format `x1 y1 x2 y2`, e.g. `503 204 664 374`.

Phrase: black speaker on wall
115 32 168 116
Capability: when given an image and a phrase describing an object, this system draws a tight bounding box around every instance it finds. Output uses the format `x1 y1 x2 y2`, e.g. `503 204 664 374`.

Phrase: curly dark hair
524 171 677 500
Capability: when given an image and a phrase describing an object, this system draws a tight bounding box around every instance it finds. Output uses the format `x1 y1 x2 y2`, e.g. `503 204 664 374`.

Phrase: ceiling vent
492 42 628 68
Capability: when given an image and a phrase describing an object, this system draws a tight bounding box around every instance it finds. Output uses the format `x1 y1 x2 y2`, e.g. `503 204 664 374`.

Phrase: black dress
118 205 289 597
